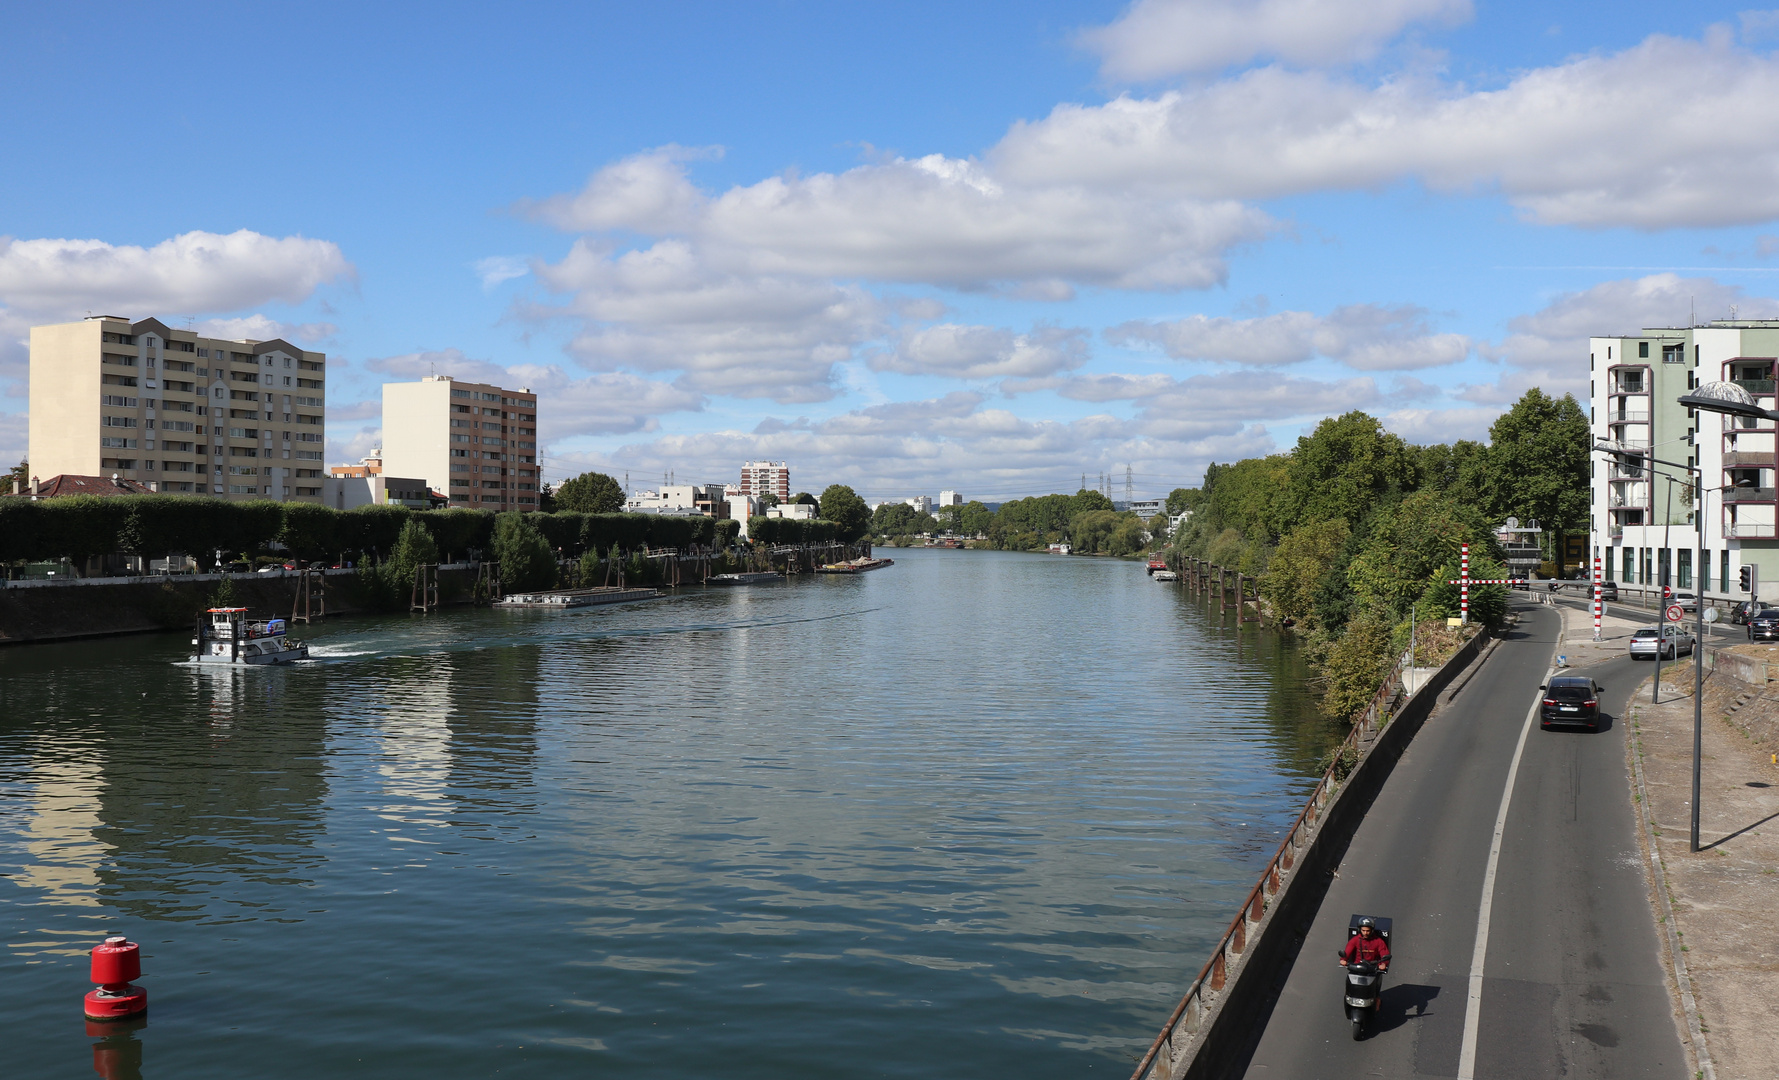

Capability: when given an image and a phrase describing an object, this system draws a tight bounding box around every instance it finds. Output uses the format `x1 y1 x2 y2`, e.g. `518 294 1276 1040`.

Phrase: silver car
1629 626 1695 660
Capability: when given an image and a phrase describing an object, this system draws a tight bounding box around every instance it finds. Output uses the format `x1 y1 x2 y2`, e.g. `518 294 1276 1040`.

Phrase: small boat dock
495 587 661 609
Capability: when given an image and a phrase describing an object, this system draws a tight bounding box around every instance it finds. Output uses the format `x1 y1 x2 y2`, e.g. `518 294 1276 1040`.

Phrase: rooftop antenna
1691 296 1695 327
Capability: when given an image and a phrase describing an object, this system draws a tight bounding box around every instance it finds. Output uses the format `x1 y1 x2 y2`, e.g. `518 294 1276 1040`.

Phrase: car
1598 581 1619 601
1732 600 1757 625
1674 592 1699 612
1750 609 1779 642
1629 626 1696 660
1541 676 1602 731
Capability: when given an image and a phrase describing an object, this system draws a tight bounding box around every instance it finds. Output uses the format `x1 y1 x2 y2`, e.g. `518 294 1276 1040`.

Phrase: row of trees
1168 390 1588 720
870 487 1160 555
0 495 748 573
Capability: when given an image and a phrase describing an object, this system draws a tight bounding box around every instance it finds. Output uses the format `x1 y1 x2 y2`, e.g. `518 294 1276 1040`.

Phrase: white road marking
1456 672 1547 1080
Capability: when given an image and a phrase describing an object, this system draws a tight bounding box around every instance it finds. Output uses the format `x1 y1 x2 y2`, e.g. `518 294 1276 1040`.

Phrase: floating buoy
84 936 148 1021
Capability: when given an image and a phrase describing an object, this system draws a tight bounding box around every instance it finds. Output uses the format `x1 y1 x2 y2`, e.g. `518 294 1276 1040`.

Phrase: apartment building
737 460 790 501
381 375 539 510
1590 319 1779 599
29 316 327 501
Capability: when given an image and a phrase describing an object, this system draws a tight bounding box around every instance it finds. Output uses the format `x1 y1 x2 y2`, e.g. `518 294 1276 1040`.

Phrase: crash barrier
1130 623 1491 1080
1707 649 1775 685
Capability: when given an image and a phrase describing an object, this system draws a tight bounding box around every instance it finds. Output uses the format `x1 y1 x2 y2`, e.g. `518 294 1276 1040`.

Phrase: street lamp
1675 381 1778 853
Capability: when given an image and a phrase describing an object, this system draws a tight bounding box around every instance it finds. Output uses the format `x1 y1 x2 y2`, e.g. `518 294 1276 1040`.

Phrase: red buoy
84 936 147 1021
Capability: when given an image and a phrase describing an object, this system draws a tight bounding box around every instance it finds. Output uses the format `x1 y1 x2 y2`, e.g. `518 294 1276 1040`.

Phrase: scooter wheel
1351 1017 1364 1040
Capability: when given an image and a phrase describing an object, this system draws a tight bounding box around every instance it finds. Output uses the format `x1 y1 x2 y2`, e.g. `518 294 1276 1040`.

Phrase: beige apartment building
29 316 327 500
380 375 539 510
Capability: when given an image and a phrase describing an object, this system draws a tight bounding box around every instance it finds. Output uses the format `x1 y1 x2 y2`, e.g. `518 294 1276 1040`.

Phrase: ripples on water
0 549 1342 1078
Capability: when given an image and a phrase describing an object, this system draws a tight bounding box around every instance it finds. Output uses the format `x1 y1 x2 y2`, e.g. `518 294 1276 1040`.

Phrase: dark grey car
1750 610 1779 642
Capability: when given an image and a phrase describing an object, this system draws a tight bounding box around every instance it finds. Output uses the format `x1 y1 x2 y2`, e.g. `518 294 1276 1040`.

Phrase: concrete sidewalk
1557 602 1779 1079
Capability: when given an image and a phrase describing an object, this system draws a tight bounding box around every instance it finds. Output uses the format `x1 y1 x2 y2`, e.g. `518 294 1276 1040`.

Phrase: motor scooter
1340 915 1392 1039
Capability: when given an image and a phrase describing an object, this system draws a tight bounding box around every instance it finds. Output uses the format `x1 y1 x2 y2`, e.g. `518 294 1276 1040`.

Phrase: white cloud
871 324 1089 379
1109 303 1469 370
999 29 1779 229
474 256 530 291
1379 405 1502 442
361 347 704 440
0 230 352 314
0 410 24 474
1081 0 1471 79
196 314 338 344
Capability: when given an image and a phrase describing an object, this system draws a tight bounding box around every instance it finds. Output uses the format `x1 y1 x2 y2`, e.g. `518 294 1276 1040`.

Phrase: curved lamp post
1677 381 1778 852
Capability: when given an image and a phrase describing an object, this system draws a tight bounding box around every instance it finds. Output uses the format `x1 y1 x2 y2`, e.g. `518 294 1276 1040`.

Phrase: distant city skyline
6 2 1779 499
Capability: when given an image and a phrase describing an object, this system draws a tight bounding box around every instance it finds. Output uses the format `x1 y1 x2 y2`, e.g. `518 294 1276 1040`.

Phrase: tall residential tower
380 375 539 510
29 316 327 500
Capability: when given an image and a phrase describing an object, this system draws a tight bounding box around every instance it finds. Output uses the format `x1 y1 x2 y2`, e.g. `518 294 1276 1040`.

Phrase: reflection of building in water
89 668 331 921
445 647 541 822
14 752 107 919
367 656 457 830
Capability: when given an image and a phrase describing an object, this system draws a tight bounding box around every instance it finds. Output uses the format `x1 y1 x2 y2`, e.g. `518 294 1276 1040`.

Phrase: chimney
31 475 40 496
9 478 17 496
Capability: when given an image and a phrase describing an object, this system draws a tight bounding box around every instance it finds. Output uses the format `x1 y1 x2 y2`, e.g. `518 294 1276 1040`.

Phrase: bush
1321 614 1393 722
494 512 556 592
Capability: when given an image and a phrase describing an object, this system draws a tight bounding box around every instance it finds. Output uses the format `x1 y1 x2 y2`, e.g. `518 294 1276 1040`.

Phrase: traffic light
1741 565 1759 593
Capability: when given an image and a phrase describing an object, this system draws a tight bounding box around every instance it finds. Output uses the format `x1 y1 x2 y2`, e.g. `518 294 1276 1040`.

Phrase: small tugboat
189 607 309 665
816 556 895 574
1153 569 1180 582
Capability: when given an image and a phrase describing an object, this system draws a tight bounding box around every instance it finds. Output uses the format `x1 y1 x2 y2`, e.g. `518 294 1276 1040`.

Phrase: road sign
1666 605 1685 622
1705 607 1720 623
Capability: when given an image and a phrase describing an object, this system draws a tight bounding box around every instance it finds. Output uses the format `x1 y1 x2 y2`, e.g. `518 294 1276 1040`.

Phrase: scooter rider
1339 917 1391 971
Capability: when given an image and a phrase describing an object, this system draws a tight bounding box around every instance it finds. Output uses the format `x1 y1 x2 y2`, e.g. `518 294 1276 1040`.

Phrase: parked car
1750 609 1779 642
1674 592 1699 612
1540 676 1602 731
1629 626 1696 660
1732 600 1757 625
1598 581 1619 601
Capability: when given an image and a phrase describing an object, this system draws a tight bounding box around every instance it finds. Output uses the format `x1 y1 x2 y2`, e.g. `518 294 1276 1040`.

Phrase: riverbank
0 569 481 645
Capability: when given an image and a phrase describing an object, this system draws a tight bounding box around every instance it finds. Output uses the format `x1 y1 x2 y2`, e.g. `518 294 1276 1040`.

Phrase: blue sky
6 1 1779 502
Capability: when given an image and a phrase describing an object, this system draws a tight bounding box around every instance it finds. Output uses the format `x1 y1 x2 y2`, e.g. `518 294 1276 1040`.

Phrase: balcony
1722 451 1774 468
1725 523 1779 538
1606 409 1651 423
1608 465 1646 480
1733 379 1777 395
1609 490 1651 508
1602 439 1651 452
1724 486 1777 503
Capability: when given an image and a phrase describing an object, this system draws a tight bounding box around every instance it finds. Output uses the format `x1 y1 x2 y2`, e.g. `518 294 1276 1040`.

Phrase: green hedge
0 497 727 568
747 516 842 544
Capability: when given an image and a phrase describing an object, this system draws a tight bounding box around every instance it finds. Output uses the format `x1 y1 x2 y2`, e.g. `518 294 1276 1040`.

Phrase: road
1241 600 1689 1078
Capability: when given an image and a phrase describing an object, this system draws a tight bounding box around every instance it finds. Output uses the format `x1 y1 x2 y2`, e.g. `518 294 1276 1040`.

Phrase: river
0 547 1341 1078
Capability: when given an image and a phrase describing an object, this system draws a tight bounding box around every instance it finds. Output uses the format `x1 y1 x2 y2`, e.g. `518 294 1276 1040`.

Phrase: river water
0 548 1340 1078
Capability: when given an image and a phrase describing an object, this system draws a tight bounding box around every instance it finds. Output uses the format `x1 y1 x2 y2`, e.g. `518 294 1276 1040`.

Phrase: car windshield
1632 629 1659 639
1550 687 1592 702
1759 611 1779 620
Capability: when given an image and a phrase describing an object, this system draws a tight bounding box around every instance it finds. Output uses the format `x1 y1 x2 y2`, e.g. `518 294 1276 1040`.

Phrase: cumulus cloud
1082 0 1471 79
360 347 704 439
1109 303 1469 370
475 256 530 291
1379 405 1502 442
197 314 338 344
870 324 1089 379
0 230 352 313
999 29 1779 228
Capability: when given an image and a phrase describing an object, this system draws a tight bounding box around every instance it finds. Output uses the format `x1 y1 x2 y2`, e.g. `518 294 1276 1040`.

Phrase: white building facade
1590 319 1779 602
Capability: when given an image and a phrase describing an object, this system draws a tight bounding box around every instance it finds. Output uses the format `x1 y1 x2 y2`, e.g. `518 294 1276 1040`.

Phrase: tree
817 484 870 541
5 459 26 493
538 482 557 513
758 493 781 510
871 502 936 536
1281 412 1420 532
1482 389 1590 562
790 491 819 506
555 471 625 514
493 511 557 591
1261 518 1352 624
1164 487 1199 516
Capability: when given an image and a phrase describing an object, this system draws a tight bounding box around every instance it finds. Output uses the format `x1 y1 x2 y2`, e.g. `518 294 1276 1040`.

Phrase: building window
1722 550 1731 593
1678 549 1692 589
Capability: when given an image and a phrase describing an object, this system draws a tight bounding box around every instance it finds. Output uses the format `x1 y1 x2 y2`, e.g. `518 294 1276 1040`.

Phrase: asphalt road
1241 600 1688 1078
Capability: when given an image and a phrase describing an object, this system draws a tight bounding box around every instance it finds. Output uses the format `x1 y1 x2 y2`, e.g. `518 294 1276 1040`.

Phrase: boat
495 587 660 608
1147 556 1170 575
816 557 895 574
1153 569 1180 582
924 537 965 549
708 572 783 585
1047 543 1072 555
189 607 309 665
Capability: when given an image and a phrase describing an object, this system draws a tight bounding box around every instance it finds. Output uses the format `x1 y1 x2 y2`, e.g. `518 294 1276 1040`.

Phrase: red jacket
1342 933 1390 965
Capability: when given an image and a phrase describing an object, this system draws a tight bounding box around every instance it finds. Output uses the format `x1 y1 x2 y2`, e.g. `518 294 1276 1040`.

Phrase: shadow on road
1372 982 1441 1035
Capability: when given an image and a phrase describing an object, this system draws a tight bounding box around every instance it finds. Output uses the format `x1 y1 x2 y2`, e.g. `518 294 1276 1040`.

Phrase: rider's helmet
1357 917 1375 932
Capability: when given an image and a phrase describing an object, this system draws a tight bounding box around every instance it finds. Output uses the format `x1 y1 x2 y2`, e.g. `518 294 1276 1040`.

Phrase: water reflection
0 549 1344 1079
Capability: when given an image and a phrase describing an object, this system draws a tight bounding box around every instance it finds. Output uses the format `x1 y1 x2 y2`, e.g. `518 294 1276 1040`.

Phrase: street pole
1694 517 1705 853
1654 474 1676 704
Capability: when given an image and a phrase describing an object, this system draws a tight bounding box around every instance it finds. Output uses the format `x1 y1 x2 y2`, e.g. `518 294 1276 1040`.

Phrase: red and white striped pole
1461 543 1470 625
1601 558 1615 640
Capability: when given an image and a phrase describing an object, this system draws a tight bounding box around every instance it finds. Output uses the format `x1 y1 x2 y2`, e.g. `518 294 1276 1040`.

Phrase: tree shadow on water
1372 982 1441 1034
